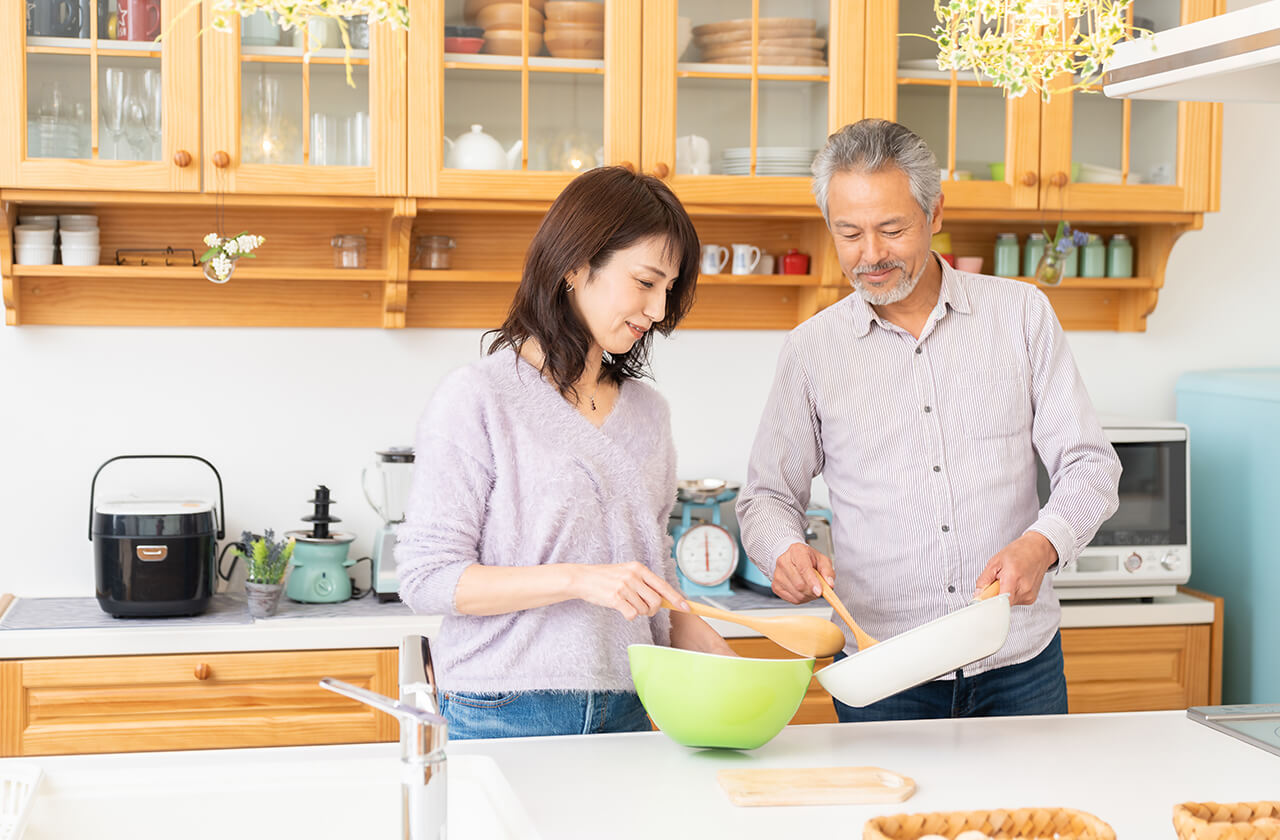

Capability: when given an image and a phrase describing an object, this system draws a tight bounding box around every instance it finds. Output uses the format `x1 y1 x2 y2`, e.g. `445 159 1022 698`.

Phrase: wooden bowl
464 0 545 25
544 1 604 25
545 28 604 59
483 29 544 56
476 3 545 32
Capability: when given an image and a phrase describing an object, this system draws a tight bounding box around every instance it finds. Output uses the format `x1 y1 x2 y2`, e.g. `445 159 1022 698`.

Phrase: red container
444 36 485 53
781 248 810 275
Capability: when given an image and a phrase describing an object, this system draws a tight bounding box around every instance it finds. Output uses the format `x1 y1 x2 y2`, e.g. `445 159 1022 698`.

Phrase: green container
628 644 813 750
993 233 1019 277
1023 233 1046 277
1080 234 1105 278
1107 234 1133 278
1061 244 1079 278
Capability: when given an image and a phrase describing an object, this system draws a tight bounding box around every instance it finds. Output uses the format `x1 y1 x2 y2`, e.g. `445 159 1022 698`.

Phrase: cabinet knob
1021 171 1038 187
619 160 636 174
652 162 670 179
1050 171 1069 188
212 151 231 168
194 663 211 680
173 150 192 168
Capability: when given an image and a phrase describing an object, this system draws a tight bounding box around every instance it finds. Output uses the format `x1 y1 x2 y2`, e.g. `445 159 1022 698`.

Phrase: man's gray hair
811 119 942 225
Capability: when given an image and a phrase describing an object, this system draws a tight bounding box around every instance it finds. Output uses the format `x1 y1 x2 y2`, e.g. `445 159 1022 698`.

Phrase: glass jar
331 235 367 269
993 233 1020 278
1023 232 1046 278
414 235 456 270
1061 245 1078 278
1080 234 1105 278
1107 234 1134 278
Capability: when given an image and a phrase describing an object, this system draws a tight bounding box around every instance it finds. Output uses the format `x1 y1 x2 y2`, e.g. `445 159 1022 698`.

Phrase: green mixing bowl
628 644 814 750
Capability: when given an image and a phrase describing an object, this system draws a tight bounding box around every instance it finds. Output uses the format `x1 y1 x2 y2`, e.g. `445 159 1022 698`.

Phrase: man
736 119 1121 722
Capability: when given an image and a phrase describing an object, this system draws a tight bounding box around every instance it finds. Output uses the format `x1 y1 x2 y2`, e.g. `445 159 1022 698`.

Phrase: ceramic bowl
444 36 485 53
475 3 545 32
483 29 543 55
464 0 545 25
60 245 101 267
545 28 604 58
627 644 813 750
14 244 55 265
544 1 605 25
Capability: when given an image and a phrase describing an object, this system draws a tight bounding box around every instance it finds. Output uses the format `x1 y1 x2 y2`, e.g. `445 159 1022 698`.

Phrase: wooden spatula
662 599 845 658
819 579 879 650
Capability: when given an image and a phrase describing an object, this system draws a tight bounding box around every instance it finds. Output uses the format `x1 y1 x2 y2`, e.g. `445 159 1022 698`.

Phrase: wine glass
122 70 151 160
141 68 162 159
100 67 126 160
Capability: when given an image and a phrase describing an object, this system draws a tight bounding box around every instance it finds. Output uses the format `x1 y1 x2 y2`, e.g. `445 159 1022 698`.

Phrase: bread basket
1173 801 1280 839
863 806 1116 839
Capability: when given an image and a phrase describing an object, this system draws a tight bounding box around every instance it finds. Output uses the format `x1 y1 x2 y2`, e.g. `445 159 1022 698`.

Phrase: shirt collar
845 252 972 338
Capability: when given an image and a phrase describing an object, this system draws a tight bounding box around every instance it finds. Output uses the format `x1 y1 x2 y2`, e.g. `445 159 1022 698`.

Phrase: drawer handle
194 663 211 680
136 545 168 561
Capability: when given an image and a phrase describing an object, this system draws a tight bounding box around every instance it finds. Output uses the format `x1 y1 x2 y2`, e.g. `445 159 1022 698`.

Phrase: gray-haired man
736 119 1121 721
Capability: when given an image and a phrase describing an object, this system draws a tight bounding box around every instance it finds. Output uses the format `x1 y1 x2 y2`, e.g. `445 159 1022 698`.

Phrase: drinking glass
122 70 151 160
101 67 126 159
343 111 370 167
141 68 162 160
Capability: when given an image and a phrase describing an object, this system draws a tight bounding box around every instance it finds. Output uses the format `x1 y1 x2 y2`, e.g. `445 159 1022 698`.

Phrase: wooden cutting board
717 766 916 807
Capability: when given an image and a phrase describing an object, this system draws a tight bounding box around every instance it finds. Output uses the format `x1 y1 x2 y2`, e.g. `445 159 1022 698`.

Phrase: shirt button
914 346 923 355
941 525 950 532
924 405 932 413
933 465 941 472
947 585 956 593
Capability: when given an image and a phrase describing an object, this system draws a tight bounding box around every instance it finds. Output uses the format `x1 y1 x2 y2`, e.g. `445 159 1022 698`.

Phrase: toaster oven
1037 419 1190 600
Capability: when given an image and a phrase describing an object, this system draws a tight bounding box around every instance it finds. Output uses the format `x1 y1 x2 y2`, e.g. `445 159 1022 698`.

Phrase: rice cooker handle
88 454 227 541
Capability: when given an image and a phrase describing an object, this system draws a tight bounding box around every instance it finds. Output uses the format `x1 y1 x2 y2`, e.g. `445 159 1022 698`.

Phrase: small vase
245 581 285 618
202 257 237 284
1034 250 1065 287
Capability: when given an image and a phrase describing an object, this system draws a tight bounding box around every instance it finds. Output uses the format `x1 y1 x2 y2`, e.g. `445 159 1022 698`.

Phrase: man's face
826 166 943 306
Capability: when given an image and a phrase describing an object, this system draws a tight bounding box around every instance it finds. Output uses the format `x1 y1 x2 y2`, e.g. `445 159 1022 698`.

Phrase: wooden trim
863 0 894 118
0 0 21 185
1180 586 1225 705
827 0 862 127
0 661 21 757
384 196 415 328
640 0 675 178
0 201 16 325
605 0 642 171
408 0 442 196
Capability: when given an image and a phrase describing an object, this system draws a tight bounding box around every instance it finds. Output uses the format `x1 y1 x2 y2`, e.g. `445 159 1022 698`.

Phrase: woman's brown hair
486 166 700 400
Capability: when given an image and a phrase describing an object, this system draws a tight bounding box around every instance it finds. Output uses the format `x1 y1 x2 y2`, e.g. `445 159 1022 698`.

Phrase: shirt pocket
955 367 1030 439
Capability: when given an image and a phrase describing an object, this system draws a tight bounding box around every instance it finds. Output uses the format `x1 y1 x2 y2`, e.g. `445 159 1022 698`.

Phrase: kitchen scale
1188 704 1280 758
671 479 741 597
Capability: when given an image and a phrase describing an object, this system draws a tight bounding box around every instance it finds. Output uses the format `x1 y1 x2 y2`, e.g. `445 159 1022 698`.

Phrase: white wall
4 98 1279 597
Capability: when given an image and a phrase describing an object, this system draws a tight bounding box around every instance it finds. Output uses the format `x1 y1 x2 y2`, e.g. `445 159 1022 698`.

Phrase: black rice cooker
89 455 225 618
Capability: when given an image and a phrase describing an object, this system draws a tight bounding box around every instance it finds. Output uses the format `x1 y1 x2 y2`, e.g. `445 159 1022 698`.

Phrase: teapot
444 124 523 170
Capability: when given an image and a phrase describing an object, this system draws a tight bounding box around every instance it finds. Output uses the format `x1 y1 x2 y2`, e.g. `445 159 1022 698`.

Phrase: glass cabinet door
0 0 201 191
202 7 405 195
1040 0 1218 213
642 0 859 206
410 0 640 199
868 0 1040 210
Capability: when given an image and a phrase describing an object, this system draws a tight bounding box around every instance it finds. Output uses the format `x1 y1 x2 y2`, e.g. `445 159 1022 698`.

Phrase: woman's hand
570 562 689 620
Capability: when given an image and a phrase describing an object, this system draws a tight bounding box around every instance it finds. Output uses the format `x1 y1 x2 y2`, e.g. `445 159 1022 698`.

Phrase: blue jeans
832 631 1069 722
439 689 652 740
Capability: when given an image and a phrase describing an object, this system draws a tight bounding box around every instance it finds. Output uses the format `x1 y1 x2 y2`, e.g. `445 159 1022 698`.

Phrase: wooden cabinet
0 648 398 757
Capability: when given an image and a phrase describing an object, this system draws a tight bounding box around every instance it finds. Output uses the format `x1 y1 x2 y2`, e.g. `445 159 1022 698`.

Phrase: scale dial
675 523 738 587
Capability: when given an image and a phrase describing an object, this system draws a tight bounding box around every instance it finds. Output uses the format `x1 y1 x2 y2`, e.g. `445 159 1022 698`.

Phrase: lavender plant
1034 220 1090 286
235 529 295 584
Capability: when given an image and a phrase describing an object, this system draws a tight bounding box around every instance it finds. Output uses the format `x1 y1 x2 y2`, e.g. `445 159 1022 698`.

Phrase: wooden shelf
12 264 387 282
697 273 821 286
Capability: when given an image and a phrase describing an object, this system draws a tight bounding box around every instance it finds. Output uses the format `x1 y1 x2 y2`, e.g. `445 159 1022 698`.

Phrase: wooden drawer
1062 624 1213 714
728 637 838 725
0 648 398 757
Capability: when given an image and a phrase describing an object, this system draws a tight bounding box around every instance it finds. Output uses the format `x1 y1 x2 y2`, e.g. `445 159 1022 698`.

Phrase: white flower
236 234 259 253
212 254 233 280
204 233 220 247
223 238 240 256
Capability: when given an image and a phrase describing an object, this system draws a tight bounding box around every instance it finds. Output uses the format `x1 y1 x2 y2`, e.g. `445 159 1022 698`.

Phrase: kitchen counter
4 710 1275 839
0 589 1216 659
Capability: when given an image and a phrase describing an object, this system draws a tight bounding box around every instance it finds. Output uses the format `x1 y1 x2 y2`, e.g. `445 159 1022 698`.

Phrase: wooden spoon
819 579 880 651
661 599 845 658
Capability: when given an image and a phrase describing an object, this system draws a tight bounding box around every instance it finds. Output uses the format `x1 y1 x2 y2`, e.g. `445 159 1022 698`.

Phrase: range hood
1103 1 1280 102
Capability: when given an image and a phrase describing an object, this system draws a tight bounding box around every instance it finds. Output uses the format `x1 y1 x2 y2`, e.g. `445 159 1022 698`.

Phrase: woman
396 166 734 740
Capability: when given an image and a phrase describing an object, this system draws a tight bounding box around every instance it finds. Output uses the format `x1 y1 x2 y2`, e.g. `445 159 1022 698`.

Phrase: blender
286 485 357 603
362 447 415 601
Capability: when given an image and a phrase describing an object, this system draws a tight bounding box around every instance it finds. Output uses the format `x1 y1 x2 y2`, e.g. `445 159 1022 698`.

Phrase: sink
18 747 539 840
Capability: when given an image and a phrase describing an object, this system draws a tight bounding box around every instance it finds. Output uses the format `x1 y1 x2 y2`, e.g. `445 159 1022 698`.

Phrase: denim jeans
832 631 1069 722
439 689 652 740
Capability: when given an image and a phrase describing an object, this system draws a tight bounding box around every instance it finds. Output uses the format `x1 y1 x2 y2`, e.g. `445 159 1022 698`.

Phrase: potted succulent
234 529 294 617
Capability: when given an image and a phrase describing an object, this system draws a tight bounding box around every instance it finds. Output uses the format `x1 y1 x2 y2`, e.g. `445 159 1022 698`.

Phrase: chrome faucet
320 634 447 840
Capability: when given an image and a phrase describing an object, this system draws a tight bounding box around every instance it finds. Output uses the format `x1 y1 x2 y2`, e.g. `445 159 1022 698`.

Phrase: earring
565 281 575 292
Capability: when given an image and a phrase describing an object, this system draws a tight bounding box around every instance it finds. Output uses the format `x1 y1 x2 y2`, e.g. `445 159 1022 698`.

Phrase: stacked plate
692 17 825 66
720 146 817 177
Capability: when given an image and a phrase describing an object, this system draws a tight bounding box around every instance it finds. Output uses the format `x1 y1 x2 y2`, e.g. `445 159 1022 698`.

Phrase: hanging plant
201 231 266 284
926 0 1150 101
1034 221 1089 286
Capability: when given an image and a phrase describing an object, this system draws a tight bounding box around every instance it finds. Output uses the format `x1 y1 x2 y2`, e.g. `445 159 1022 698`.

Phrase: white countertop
0 591 1215 659
4 710 1275 839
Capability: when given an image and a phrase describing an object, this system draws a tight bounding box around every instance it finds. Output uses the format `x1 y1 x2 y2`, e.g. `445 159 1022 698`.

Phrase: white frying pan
815 584 1011 708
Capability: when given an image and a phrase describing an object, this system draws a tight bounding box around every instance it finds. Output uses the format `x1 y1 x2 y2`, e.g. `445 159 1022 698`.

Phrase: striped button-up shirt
737 257 1121 676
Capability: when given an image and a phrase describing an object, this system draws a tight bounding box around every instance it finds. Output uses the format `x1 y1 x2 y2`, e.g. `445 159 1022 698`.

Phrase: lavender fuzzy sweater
395 348 679 693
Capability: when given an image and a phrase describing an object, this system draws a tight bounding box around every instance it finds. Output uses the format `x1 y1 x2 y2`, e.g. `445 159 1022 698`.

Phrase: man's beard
850 258 926 306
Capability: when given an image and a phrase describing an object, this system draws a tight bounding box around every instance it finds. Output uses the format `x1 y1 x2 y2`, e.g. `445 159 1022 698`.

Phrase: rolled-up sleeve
1023 291 1122 568
736 334 826 579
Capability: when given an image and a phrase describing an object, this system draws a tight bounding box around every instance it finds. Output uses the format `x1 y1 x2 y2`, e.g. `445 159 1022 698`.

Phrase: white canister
18 214 58 228
730 243 762 275
59 228 99 247
60 245 101 266
699 244 729 275
15 244 55 265
758 253 775 275
14 224 56 244
58 213 98 229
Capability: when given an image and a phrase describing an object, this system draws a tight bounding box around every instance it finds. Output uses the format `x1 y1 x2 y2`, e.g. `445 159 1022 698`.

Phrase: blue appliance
734 508 835 594
670 480 740 597
1176 368 1280 704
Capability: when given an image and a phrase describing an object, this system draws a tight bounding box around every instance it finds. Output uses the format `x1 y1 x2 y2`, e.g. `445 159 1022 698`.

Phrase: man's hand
771 542 834 604
974 532 1058 606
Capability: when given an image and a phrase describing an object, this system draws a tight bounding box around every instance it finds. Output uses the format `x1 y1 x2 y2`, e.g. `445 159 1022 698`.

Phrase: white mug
294 16 339 48
675 134 710 176
731 243 762 275
700 244 729 275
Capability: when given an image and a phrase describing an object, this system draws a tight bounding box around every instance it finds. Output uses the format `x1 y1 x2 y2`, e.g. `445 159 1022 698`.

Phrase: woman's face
567 236 680 357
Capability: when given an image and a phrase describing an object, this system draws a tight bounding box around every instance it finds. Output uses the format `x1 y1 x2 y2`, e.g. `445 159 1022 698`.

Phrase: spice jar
415 235 456 270
1023 232 1046 278
993 233 1020 278
331 234 367 269
1106 234 1133 278
1080 233 1106 278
